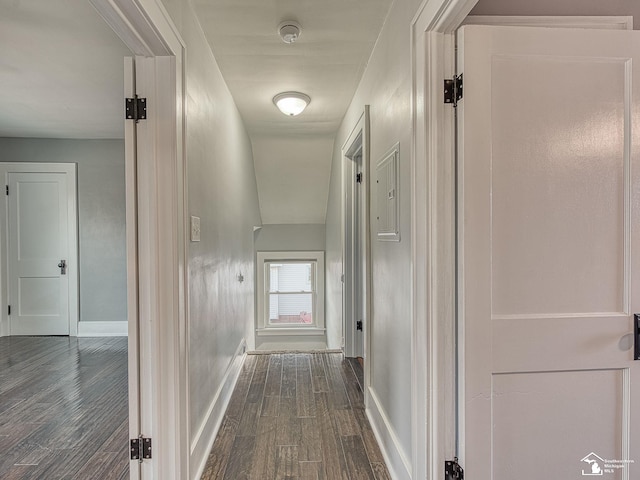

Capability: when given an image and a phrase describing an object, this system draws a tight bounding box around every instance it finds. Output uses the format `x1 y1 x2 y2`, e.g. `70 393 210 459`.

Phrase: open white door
458 25 640 478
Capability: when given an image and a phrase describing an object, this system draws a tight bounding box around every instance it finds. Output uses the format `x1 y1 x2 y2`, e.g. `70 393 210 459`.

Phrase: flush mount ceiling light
273 91 311 116
278 20 301 44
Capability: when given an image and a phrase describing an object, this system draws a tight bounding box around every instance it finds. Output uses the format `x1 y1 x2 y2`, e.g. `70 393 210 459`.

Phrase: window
257 251 325 335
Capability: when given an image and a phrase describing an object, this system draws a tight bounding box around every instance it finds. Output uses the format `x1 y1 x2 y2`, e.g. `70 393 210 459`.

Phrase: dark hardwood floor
0 336 129 479
201 353 390 480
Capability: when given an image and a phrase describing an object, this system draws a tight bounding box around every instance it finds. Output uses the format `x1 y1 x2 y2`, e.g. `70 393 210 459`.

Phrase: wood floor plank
299 416 323 462
200 415 240 480
249 416 278 479
333 408 361 437
225 355 257 420
264 354 283 397
315 392 350 480
222 435 255 480
322 354 351 410
276 397 302 446
296 354 316 417
310 354 329 393
238 400 261 436
347 358 365 391
71 451 129 480
299 461 323 480
371 461 392 480
275 445 299 479
341 357 365 409
281 354 297 398
261 394 280 417
341 435 376 480
354 408 386 464
246 355 269 404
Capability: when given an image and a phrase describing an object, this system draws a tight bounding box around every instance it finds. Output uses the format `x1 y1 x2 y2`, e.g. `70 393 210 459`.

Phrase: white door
8 171 71 335
458 25 640 478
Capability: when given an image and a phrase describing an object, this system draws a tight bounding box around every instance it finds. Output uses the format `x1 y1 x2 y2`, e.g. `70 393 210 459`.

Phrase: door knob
58 260 67 275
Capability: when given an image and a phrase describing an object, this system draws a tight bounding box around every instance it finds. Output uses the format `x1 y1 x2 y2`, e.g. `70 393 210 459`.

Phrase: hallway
201 353 390 479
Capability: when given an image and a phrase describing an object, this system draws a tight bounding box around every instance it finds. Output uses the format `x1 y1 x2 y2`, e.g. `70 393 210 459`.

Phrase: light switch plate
190 216 201 242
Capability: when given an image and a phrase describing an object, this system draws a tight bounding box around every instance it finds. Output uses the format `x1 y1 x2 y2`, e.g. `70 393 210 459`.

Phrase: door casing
89 1 188 478
342 108 369 359
411 0 478 478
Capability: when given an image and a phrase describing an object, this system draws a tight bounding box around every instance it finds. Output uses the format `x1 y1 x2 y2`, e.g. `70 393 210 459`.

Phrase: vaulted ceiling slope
0 1 131 139
192 0 392 224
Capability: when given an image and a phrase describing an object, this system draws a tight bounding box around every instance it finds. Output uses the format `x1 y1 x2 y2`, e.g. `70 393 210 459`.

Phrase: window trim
256 251 325 335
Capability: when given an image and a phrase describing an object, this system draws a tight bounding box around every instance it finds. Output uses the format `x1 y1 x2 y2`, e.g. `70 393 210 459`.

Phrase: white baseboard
367 387 412 480
190 339 247 480
76 321 128 337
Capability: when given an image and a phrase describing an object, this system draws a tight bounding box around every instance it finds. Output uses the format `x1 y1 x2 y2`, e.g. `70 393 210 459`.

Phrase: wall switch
190 216 201 242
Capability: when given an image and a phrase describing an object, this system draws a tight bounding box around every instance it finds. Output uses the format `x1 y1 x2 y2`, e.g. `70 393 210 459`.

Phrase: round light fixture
273 91 311 116
278 20 301 44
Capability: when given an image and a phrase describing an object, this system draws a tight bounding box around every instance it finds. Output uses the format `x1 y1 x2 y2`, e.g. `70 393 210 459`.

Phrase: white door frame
0 163 78 337
411 0 478 478
89 1 188 478
341 107 371 362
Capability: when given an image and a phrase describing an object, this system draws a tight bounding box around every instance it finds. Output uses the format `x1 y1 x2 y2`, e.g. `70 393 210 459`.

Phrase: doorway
0 0 134 476
342 108 370 383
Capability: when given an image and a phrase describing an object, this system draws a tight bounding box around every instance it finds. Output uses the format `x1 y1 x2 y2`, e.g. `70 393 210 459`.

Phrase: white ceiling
1 0 392 224
0 1 131 139
192 0 393 224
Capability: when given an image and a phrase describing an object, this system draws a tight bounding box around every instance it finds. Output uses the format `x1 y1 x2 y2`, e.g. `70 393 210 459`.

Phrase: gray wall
158 0 262 471
255 224 325 251
0 138 127 324
471 0 640 29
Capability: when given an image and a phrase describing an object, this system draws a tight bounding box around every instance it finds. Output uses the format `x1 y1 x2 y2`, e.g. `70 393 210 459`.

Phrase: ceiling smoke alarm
278 21 301 44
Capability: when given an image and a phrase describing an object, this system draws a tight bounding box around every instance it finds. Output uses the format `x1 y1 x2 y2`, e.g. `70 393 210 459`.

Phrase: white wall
157 0 262 476
0 138 127 327
254 223 325 251
325 0 423 477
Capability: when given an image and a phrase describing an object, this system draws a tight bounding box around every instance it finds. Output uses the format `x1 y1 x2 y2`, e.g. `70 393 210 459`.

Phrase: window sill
256 327 326 337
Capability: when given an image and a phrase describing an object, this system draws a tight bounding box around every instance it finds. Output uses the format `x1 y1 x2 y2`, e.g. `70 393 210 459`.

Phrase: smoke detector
278 21 301 44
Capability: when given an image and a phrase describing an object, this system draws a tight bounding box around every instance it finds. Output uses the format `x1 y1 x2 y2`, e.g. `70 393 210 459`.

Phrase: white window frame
256 251 325 336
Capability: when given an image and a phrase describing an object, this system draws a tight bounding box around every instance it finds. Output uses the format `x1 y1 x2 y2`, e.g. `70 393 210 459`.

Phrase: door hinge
7 305 10 316
5 185 8 196
445 457 464 480
444 74 463 107
356 320 363 331
125 95 147 122
130 436 152 462
356 172 363 184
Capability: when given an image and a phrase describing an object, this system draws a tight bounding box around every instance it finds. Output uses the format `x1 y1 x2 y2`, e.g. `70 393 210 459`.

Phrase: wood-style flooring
0 336 129 479
201 353 390 480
